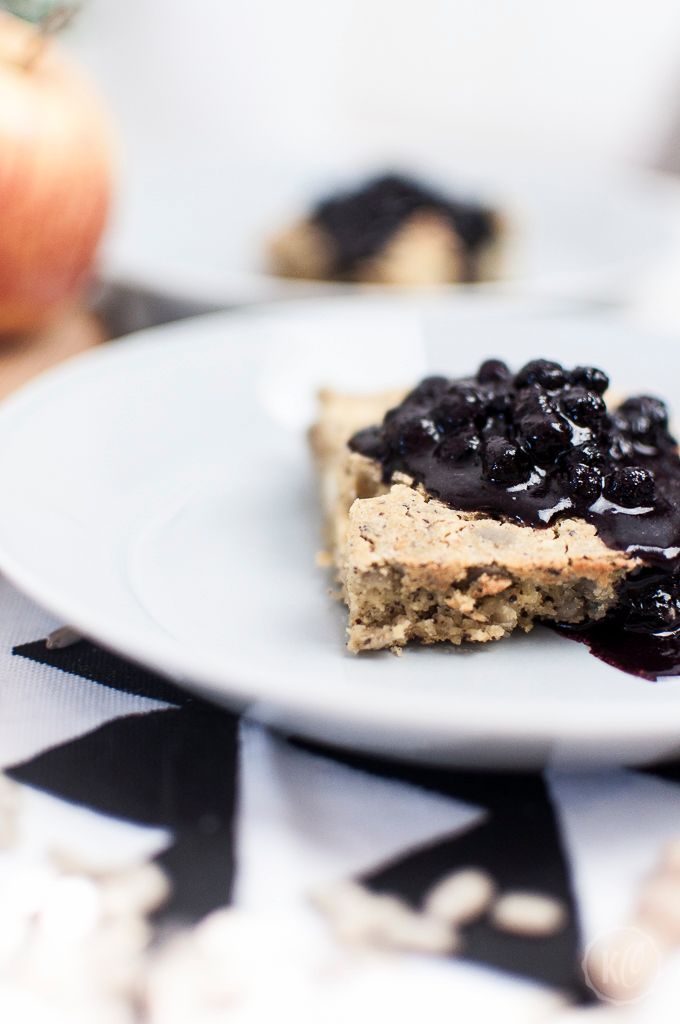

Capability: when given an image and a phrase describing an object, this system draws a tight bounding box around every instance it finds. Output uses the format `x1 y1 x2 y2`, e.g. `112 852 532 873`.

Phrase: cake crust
309 388 403 554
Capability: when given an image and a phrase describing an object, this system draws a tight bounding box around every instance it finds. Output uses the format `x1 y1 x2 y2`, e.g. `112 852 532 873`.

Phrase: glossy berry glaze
312 174 496 281
349 359 680 679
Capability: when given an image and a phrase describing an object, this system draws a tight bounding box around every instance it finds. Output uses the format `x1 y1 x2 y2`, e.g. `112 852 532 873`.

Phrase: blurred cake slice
270 174 504 286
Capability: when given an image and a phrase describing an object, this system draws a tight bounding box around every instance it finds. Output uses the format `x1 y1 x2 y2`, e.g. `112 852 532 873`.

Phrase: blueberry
433 386 484 432
477 359 511 384
515 359 566 391
514 385 556 420
437 429 479 462
626 576 680 633
480 410 511 439
565 442 607 468
518 413 571 463
567 463 602 504
446 382 485 403
607 428 634 462
349 425 385 460
406 376 448 405
561 387 606 427
616 395 669 439
609 411 630 433
399 416 441 455
483 436 531 486
383 404 415 439
570 366 609 395
603 466 656 508
479 384 512 418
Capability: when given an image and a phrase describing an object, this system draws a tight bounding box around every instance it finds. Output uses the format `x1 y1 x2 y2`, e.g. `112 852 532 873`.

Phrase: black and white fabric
3 575 680 1022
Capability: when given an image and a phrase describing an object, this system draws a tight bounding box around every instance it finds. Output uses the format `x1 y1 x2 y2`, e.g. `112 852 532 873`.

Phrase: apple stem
21 3 80 71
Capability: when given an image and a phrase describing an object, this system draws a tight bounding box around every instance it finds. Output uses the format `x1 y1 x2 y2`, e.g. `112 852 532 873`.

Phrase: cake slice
270 174 504 286
311 358 680 655
311 386 635 652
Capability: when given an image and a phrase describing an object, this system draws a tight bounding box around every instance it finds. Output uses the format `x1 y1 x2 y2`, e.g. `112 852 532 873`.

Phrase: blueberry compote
312 174 496 281
349 358 680 679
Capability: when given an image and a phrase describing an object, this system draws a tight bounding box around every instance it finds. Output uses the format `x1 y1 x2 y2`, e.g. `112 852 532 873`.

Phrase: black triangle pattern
642 759 680 786
14 638 194 707
10 640 239 926
293 739 589 999
13 638 587 997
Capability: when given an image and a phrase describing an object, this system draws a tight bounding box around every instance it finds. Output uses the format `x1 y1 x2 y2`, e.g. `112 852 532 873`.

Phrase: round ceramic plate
102 158 680 306
0 296 680 769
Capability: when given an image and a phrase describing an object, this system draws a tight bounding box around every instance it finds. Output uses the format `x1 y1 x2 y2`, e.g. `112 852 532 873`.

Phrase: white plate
1 296 680 769
102 157 680 307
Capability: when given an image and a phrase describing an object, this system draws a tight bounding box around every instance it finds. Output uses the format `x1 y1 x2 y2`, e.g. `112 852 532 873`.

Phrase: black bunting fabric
10 707 239 925
6 576 680 1021
14 638 195 707
293 740 587 995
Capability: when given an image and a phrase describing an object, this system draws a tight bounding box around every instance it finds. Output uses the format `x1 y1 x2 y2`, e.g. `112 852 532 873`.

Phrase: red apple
0 11 113 335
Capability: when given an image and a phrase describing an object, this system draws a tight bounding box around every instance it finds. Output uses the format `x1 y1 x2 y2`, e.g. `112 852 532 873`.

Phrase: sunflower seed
424 868 495 926
45 626 83 650
491 891 567 937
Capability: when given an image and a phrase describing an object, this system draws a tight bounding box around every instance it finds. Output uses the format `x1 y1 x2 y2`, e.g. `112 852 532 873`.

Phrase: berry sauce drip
312 174 496 280
349 358 680 680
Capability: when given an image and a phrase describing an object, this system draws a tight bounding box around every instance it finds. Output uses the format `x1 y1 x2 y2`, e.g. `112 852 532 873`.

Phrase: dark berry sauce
554 622 680 681
312 174 496 281
349 359 680 680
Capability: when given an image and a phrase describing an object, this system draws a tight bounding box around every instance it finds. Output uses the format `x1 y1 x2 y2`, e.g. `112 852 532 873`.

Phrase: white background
65 0 680 176
57 0 680 317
